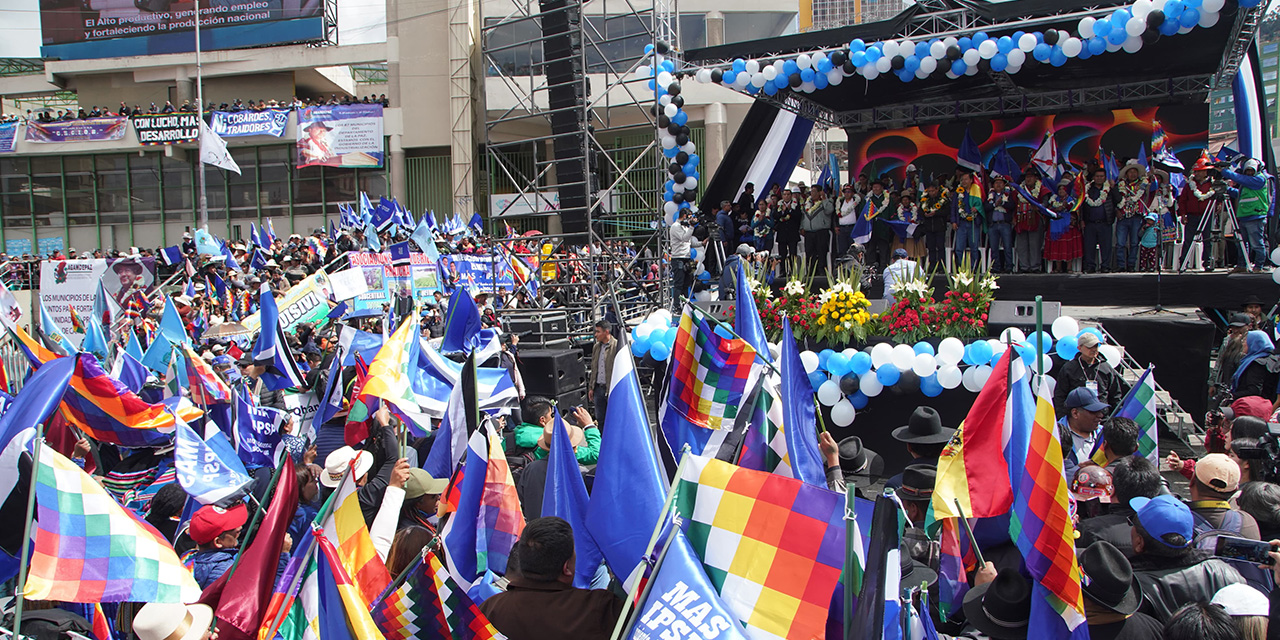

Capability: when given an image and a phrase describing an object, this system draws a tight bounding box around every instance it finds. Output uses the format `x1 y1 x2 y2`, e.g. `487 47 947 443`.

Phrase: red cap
188 503 247 545
1231 396 1273 421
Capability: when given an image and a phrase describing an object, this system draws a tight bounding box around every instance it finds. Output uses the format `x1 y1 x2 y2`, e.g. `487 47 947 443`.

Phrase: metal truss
0 59 43 78
351 65 389 84
1213 1 1267 91
481 0 674 337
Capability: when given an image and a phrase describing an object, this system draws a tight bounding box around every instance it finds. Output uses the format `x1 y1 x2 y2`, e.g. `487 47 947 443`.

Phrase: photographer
1221 159 1272 272
668 209 701 305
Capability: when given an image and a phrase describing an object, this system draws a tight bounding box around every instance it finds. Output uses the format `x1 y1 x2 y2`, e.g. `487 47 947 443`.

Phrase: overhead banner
438 254 517 295
41 257 157 347
0 122 18 152
210 108 291 138
132 113 201 145
295 103 384 169
25 117 128 143
240 270 334 335
348 251 441 311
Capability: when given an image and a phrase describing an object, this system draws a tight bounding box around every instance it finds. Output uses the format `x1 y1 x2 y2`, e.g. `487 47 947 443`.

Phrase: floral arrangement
878 267 943 344
938 259 998 339
808 264 873 343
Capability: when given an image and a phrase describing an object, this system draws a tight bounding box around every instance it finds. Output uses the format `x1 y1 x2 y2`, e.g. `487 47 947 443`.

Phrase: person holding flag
951 169 984 269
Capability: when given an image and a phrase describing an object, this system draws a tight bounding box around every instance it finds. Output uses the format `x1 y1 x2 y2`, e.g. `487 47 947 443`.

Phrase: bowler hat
963 569 1031 640
1079 541 1143 615
896 463 936 500
891 407 955 445
837 436 884 487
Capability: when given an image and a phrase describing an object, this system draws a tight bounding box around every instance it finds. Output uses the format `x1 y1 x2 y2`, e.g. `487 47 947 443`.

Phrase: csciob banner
0 121 18 152
40 257 157 347
347 251 441 311
438 253 517 295
295 103 384 169
210 108 291 138
131 112 201 145
25 117 128 143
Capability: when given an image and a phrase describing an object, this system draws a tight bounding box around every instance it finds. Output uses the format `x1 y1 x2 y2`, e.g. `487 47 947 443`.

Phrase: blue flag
249 222 261 247
125 330 144 361
175 417 253 506
423 380 468 480
852 493 905 640
372 197 397 232
220 241 241 272
468 213 484 235
627 530 748 640
81 309 111 363
158 296 190 346
585 352 669 586
111 350 149 394
234 386 285 468
957 126 982 172
250 249 268 272
732 262 769 362
329 219 339 240
316 544 358 640
389 241 412 267
38 300 74 356
543 408 604 588
990 141 1020 181
251 283 305 391
313 342 347 428
411 215 435 256
780 316 826 487
0 356 74 511
160 245 185 266
363 223 381 252
93 278 118 327
359 193 374 224
194 229 223 255
440 288 483 354
265 219 278 244
1137 144 1148 170
140 332 173 374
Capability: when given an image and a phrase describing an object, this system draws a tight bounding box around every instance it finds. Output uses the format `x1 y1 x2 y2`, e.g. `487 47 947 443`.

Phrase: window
163 152 194 217
30 156 65 229
258 146 291 219
1265 42 1278 54
64 156 96 226
129 153 162 224
1264 70 1277 81
1 158 31 229
227 148 259 220
96 155 130 226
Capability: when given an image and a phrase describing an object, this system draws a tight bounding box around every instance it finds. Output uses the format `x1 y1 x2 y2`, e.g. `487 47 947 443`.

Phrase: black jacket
1054 356 1127 414
357 424 401 527
1130 552 1244 623
1234 354 1280 399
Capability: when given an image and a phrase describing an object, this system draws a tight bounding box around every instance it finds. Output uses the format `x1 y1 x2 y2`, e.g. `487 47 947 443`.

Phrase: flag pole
842 488 855 640
12 435 47 637
682 299 781 376
1034 295 1045 379
951 499 986 569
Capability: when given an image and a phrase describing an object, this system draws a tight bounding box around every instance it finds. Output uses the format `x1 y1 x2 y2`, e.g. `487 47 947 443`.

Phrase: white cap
1211 583 1269 616
322 446 374 488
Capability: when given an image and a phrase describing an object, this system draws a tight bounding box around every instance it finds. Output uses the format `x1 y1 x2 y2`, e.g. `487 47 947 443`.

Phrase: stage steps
1089 323 1201 446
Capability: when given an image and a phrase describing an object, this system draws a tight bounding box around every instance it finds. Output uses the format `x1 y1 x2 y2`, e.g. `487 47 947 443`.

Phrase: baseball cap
211 355 234 366
1211 584 1270 616
404 469 448 500
1129 495 1193 548
893 248 909 259
1065 387 1110 413
1077 332 1100 348
188 503 248 545
1229 312 1253 328
1194 453 1241 493
1230 396 1272 420
322 446 374 488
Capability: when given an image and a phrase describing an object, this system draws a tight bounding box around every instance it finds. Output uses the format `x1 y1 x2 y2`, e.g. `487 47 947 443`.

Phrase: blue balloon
997 35 1015 54
632 334 650 356
1088 36 1107 55
732 58 746 73
816 58 833 74
663 146 678 159
974 31 989 42
1055 336 1079 360
1013 30 1026 41
912 341 935 356
850 351 873 376
688 153 699 166
1159 18 1181 36
774 75 789 90
1025 331 1052 354
921 374 943 398
800 68 815 83
904 55 920 72
1033 42 1052 61
1094 19 1112 37
814 73 829 90
876 366 901 386
650 340 671 361
897 68 914 82
865 46 882 62
1080 327 1104 344
990 351 1003 368
808 371 828 392
827 353 850 376
962 343 978 366
1111 9 1131 25
1035 31 1045 44
1078 46 1092 60
784 60 800 74
951 59 967 75
991 53 1008 72
850 38 866 53
851 51 867 67
915 41 930 58
970 340 994 365
672 110 688 126
818 349 834 370
958 36 972 50
1108 26 1127 45
648 79 656 90
1185 0 1201 6
850 390 869 410
763 83 778 95
1165 0 1185 16
1180 8 1200 27
1049 48 1067 67
1016 343 1038 365
683 164 696 176
723 70 738 85
644 44 654 54
689 248 697 260
664 327 678 347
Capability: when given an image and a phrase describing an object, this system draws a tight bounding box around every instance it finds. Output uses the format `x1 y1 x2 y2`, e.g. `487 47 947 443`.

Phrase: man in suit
587 320 619 424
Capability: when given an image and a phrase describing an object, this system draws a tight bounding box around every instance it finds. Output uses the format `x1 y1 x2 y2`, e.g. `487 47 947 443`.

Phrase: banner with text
25 117 128 143
239 270 334 335
132 113 201 145
0 122 18 152
210 108 291 138
41 257 157 346
438 253 517 295
295 103 384 169
348 251 441 311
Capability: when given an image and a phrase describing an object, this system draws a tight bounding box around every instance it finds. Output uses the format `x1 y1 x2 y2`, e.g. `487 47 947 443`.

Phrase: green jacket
1238 184 1271 219
513 422 601 465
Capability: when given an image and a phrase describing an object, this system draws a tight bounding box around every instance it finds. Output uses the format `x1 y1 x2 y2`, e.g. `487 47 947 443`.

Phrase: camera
1232 420 1280 484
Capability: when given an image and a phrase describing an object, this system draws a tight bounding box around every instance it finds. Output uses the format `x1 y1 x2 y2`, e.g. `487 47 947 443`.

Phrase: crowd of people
13 93 392 125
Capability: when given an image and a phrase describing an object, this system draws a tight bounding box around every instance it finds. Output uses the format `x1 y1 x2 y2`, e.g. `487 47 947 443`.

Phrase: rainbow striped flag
182 345 232 404
61 353 187 448
1010 375 1087 639
67 305 86 334
674 454 845 640
1091 366 1159 466
661 304 760 455
90 603 113 640
440 424 525 587
24 446 200 603
11 323 62 367
259 554 319 640
319 457 393 606
372 551 505 640
316 534 387 640
937 517 972 622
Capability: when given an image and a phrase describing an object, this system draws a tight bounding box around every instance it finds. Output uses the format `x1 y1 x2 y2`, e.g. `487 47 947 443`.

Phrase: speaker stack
539 0 592 234
520 348 589 408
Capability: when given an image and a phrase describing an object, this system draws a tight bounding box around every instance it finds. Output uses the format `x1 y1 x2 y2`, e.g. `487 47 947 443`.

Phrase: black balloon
891 55 905 70
676 133 689 146
830 50 847 66
789 73 803 87
1043 30 1060 45
839 374 859 395
1142 28 1161 44
1146 10 1165 28
946 45 962 60
890 370 919 395
672 95 684 108
672 192 684 204
679 125 690 136
658 114 671 128
684 190 696 202
674 172 687 183
675 151 689 165
667 123 681 136
710 69 723 83
656 41 670 54
669 162 682 174
842 60 856 74
667 82 681 96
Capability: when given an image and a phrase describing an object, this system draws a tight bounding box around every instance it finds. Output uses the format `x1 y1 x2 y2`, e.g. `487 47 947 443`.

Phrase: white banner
329 267 371 302
283 391 321 442
40 257 156 347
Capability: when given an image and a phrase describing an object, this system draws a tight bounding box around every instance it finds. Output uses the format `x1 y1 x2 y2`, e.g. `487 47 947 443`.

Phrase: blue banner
295 103 384 169
175 418 252 506
234 387 286 468
6 239 31 256
37 237 63 256
0 122 17 153
210 108 291 138
24 117 127 143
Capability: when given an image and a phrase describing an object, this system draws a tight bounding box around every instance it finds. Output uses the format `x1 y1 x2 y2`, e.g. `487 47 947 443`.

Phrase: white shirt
882 259 919 304
839 195 862 226
669 221 697 259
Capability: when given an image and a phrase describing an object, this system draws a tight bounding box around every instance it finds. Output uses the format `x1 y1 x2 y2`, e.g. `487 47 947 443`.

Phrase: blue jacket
190 549 236 589
716 211 735 244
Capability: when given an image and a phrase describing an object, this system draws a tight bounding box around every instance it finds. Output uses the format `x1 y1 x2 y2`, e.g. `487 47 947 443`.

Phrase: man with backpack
1188 453 1261 540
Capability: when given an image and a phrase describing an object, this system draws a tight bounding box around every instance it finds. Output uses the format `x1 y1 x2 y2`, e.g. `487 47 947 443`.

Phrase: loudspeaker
520 348 587 396
537 0 590 235
986 300 1062 336
555 386 588 410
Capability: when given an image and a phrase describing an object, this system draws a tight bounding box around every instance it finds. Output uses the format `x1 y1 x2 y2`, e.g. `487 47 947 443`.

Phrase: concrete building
0 0 797 254
1210 38 1278 140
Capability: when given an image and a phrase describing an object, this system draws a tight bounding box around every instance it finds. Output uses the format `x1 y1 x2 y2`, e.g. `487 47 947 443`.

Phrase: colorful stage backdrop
847 105 1208 182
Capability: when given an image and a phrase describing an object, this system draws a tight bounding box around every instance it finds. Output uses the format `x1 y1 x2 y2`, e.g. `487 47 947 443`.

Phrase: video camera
1233 420 1280 484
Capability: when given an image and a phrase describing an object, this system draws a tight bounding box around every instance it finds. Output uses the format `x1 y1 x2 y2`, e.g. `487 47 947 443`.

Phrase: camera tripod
1178 190 1253 273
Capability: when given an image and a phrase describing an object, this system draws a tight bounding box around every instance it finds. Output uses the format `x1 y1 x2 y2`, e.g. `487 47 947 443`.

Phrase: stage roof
684 0 1260 131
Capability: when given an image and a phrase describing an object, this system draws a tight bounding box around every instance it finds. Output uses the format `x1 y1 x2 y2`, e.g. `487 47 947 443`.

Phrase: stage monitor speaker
985 300 1063 334
555 386 588 411
520 348 588 397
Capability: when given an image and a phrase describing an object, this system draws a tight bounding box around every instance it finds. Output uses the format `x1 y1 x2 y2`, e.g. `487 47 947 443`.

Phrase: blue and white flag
81 309 111 363
389 241 412 267
313 340 348 428
160 245 185 266
411 215 435 255
249 249 268 272
627 529 748 640
543 408 603 588
779 316 825 487
110 350 150 394
0 357 74 514
194 228 223 255
372 197 397 232
265 219 278 245
423 365 471 480
174 416 253 506
251 283 305 391
93 278 120 328
415 339 517 418
852 492 905 640
158 295 190 346
440 288 483 354
1235 41 1276 170
364 223 382 252
468 213 485 235
957 126 982 172
38 299 74 356
234 386 286 468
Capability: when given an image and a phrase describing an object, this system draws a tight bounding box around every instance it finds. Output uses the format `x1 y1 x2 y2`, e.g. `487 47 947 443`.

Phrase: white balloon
734 73 751 88
1004 63 1021 75
1272 269 1280 285
1179 24 1194 34
876 56 893 73
750 73 767 88
913 353 937 378
684 177 697 190
662 201 677 216
963 48 980 66
812 51 828 67
978 40 998 59
1006 48 1026 66
946 71 959 79
762 65 778 80
660 136 676 149
1099 344 1123 369
937 338 965 366
796 53 813 69
919 56 938 74
1122 35 1143 53
817 380 842 406
1079 16 1096 39
988 338 1007 357
962 366 982 392
672 182 684 193
1107 40 1123 52
745 59 760 74
916 68 930 79
974 364 993 387
828 69 844 85
1132 0 1154 18
863 66 881 80
899 40 914 55
892 344 917 372
800 350 820 373
681 142 696 154
882 41 899 58
842 348 860 360
1199 10 1220 28
637 65 652 77
938 365 963 389
656 71 673 87
831 399 856 427
930 40 947 59
1125 16 1145 37
1062 37 1082 57
860 371 884 397
1019 33 1037 52
871 343 895 369
636 323 655 340
696 68 711 83
1000 327 1026 344
663 103 678 118
659 94 672 106
650 309 672 325
1039 353 1054 374
1202 0 1224 12
800 81 816 93
1051 316 1080 340
943 36 958 48
964 64 979 76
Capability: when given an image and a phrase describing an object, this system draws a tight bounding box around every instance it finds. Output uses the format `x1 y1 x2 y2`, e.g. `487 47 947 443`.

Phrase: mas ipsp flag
174 417 253 506
628 530 747 640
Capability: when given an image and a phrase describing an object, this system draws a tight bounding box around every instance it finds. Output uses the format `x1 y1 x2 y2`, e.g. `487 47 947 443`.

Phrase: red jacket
1014 182 1049 233
1178 179 1214 220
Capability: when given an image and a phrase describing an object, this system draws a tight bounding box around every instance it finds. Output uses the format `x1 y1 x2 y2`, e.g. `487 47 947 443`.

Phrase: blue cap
1129 495 1193 547
211 355 233 366
892 248 909 259
1065 387 1110 413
